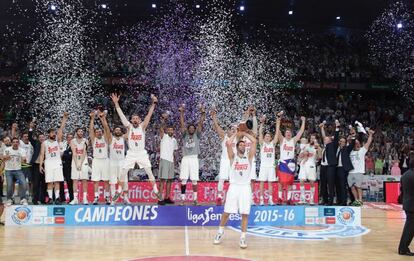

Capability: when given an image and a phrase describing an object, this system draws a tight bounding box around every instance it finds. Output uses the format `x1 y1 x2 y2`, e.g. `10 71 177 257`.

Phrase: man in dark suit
399 152 414 256
319 121 340 205
28 122 46 204
335 133 356 206
59 133 74 202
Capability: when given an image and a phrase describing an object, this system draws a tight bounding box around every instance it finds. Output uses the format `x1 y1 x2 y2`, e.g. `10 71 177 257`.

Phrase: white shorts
71 160 89 180
224 184 252 215
123 150 152 170
298 163 317 181
258 166 276 182
180 155 199 181
92 158 110 181
109 160 127 184
219 158 231 180
44 160 64 183
250 160 257 180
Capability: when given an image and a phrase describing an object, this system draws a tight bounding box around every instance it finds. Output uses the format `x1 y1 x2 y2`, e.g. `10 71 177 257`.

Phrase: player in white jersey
214 131 257 249
275 112 306 205
111 93 161 200
89 111 111 205
298 135 322 205
69 127 89 205
39 112 67 204
258 115 279 206
100 113 130 205
211 109 237 205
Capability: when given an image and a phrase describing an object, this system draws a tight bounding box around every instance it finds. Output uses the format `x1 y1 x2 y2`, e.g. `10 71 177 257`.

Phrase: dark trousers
399 211 414 252
32 163 47 204
60 164 73 202
320 165 336 205
336 167 348 205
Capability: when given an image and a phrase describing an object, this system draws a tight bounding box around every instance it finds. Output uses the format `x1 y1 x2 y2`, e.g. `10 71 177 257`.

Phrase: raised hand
318 122 325 129
89 111 96 119
63 112 69 118
199 104 206 114
179 104 185 113
300 116 306 122
259 115 266 124
111 93 120 104
151 94 158 104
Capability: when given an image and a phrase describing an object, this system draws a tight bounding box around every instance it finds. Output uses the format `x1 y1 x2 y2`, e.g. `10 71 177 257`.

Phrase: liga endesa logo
229 225 370 241
11 206 32 225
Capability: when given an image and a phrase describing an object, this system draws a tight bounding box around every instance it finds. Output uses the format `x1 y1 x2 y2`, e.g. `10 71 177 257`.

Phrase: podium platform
5 205 361 227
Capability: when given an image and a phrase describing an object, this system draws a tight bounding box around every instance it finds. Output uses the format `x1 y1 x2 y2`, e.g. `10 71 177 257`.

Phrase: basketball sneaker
20 199 28 206
213 232 224 245
193 200 198 206
239 237 247 249
69 198 78 205
83 197 89 205
6 199 13 206
164 198 174 204
123 196 131 205
112 192 121 203
286 199 295 205
92 197 99 205
268 197 275 206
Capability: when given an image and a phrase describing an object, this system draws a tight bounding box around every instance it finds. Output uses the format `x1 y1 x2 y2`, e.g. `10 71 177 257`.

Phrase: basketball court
0 203 406 261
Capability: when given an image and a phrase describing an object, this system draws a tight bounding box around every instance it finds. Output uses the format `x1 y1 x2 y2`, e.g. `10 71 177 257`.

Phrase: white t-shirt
160 134 178 162
4 147 26 171
349 147 368 174
19 140 34 163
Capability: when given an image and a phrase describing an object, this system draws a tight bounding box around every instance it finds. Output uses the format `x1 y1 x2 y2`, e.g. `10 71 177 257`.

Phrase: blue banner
5 205 361 227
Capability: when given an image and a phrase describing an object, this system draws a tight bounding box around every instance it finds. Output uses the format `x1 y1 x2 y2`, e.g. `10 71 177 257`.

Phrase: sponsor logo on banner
305 218 315 225
32 217 43 225
337 207 355 225
44 217 55 224
324 208 335 216
55 217 65 224
326 217 336 224
187 207 240 225
305 207 318 217
230 225 370 241
33 206 48 217
11 207 32 225
315 217 326 225
53 207 65 216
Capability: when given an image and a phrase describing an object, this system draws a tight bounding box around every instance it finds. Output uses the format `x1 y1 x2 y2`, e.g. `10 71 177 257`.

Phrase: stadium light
397 23 403 29
196 4 200 9
288 10 293 15
49 4 57 11
152 3 156 8
100 4 107 9
336 16 341 20
239 5 245 11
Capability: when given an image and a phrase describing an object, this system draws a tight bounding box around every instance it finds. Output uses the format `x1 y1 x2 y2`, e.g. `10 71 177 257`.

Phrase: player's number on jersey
51 152 56 157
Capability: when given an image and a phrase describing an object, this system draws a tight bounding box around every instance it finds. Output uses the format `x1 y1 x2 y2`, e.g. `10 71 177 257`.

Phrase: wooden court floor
0 204 409 261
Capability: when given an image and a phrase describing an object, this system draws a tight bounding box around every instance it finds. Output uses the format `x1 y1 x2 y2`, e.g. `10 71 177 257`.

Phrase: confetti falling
367 1 414 102
27 0 99 131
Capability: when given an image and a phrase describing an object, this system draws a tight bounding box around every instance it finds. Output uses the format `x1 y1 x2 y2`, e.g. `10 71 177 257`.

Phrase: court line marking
185 225 190 256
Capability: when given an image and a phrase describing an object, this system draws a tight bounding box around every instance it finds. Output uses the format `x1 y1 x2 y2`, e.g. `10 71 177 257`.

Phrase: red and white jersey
260 142 275 167
221 135 236 161
44 139 62 162
110 137 125 161
71 138 87 161
230 154 251 185
128 124 145 152
280 138 295 161
93 137 108 159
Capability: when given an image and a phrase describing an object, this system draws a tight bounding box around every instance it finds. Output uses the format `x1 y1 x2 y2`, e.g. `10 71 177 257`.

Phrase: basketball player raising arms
275 112 306 205
214 131 257 249
258 115 278 206
39 112 68 204
210 109 237 205
100 112 130 205
69 126 89 205
111 93 161 200
89 111 111 205
179 103 206 205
